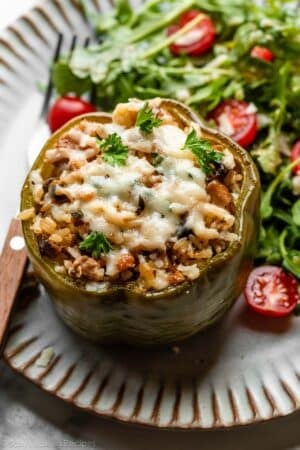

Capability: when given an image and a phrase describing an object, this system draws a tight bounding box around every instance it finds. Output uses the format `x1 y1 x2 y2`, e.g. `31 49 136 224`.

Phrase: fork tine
83 36 96 105
70 35 77 55
89 83 97 106
40 33 63 119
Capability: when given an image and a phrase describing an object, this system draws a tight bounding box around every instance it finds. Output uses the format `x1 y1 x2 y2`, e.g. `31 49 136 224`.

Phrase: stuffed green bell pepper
20 98 260 345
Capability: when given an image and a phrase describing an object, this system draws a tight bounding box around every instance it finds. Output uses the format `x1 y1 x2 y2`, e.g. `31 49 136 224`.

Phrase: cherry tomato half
250 46 275 63
245 266 299 318
48 96 96 132
209 99 258 148
167 10 216 57
291 140 300 175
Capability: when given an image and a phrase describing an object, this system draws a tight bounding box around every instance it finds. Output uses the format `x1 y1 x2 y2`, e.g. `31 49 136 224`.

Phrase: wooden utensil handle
0 219 28 351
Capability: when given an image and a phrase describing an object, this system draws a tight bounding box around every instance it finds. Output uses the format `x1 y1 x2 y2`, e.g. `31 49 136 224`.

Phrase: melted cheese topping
29 99 240 291
56 127 215 252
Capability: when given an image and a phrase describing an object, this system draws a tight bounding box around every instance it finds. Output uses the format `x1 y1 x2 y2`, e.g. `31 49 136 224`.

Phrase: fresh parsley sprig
136 102 162 134
79 232 112 258
98 133 128 166
182 129 223 175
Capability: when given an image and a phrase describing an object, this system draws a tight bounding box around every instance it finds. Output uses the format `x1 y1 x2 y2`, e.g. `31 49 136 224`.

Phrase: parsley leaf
79 232 112 258
136 103 162 134
98 133 128 166
182 130 223 175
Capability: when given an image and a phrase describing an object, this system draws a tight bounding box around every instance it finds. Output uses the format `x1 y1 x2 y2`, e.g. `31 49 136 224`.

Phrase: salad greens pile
52 0 300 286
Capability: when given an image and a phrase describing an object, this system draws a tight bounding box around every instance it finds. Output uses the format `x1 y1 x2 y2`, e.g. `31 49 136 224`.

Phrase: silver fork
27 33 91 166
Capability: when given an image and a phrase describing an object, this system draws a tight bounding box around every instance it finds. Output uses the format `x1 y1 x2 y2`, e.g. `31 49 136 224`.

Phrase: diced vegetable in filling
23 99 242 292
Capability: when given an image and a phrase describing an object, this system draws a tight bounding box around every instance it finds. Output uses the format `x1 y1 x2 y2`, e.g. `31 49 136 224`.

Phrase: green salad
51 0 300 316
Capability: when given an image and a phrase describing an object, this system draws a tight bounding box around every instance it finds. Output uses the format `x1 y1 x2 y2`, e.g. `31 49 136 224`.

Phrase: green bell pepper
20 99 260 346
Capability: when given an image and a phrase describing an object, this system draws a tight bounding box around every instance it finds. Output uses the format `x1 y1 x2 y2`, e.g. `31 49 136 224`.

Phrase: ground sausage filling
21 99 242 292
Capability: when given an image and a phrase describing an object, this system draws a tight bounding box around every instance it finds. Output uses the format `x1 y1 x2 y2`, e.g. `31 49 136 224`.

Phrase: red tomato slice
245 266 299 318
209 99 258 148
251 46 275 63
167 10 216 57
48 96 96 132
291 140 300 175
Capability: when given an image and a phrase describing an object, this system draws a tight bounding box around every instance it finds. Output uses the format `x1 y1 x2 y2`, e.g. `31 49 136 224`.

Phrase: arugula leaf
283 250 300 278
136 102 162 134
182 129 223 175
115 0 133 24
279 228 300 278
292 199 300 227
252 63 291 174
260 160 297 220
79 232 112 258
52 60 92 96
80 0 133 35
129 0 194 44
273 209 293 225
98 133 128 166
256 225 281 264
254 135 283 176
187 75 233 111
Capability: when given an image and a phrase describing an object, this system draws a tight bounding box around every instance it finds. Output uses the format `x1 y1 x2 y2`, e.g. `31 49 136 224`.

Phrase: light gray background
1 1 300 449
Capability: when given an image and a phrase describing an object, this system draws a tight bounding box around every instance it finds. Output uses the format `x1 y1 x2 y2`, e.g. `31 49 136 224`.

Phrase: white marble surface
1 1 300 449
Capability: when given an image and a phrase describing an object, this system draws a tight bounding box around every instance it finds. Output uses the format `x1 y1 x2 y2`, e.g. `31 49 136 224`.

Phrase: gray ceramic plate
1 0 300 430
